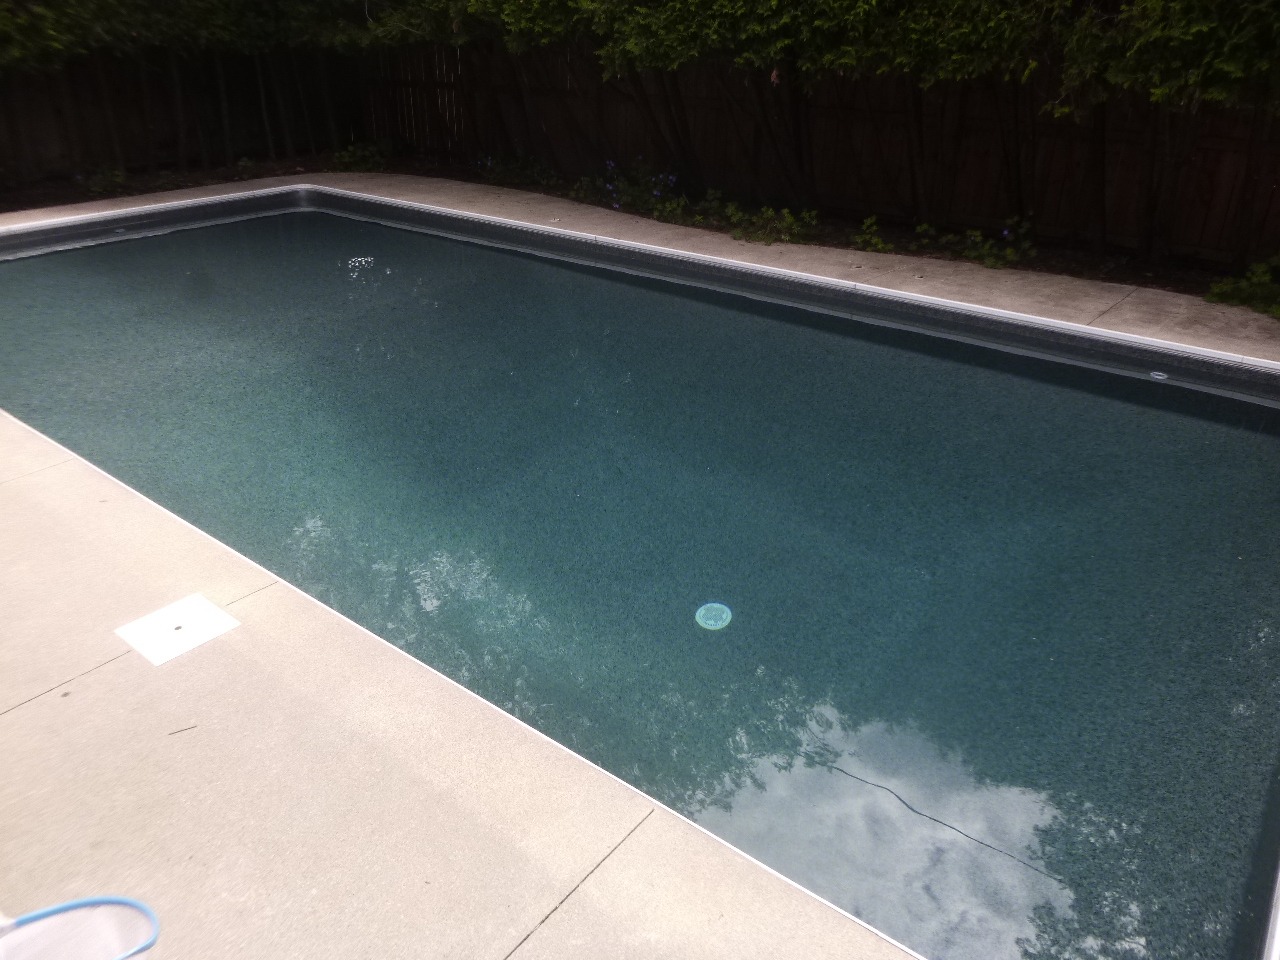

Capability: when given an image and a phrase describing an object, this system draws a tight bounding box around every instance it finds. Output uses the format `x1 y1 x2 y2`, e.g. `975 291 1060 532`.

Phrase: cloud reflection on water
283 516 1187 960
697 710 1074 960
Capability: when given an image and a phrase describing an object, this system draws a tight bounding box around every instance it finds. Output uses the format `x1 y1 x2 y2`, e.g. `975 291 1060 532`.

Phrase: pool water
3 211 1279 960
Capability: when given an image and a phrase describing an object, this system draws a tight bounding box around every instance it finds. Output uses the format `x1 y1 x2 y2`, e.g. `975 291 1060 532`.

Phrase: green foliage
83 166 127 196
1207 255 1280 319
571 0 1280 109
911 223 940 250
0 0 383 68
475 153 560 187
958 229 1005 267
910 218 1036 267
569 161 816 244
570 159 680 215
800 0 1066 86
955 218 1037 268
1061 0 1280 108
332 142 389 172
851 216 894 253
0 0 110 68
577 0 1064 86
723 203 818 244
2 0 1276 115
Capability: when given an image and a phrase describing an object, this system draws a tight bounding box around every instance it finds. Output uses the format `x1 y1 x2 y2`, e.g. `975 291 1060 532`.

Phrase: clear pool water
3 211 1279 960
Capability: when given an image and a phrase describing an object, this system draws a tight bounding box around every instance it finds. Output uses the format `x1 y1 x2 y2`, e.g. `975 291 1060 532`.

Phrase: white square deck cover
114 593 239 665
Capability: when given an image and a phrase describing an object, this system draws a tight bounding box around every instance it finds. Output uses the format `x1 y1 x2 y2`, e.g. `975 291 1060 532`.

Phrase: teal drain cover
696 602 732 630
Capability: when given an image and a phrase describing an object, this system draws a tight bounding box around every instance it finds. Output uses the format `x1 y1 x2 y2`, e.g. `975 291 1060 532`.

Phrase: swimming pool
3 188 1279 960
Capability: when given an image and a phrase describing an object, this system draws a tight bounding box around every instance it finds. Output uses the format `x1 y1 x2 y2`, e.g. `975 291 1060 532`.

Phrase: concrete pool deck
2 175 1277 959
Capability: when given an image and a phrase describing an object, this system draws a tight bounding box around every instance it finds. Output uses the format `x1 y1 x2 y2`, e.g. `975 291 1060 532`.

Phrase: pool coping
2 176 1278 959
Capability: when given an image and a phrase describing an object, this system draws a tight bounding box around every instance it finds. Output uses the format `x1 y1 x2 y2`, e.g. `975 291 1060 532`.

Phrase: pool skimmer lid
696 602 732 630
115 593 240 665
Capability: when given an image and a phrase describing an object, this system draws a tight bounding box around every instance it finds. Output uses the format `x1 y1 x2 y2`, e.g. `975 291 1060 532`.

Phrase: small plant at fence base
570 161 818 245
570 160 682 219
475 153 559 188
910 217 1035 267
851 216 894 253
332 142 388 172
722 203 817 244
1207 256 1280 319
83 167 127 196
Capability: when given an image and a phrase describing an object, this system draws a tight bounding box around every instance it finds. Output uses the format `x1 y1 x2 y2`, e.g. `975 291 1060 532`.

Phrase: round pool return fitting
696 602 732 630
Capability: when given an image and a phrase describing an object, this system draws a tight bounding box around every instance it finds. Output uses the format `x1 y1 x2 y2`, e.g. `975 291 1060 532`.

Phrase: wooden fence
2 42 1277 264
363 43 1280 264
0 49 362 184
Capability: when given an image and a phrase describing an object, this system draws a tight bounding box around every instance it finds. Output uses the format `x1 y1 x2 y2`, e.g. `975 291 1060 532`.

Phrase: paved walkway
2 175 1275 960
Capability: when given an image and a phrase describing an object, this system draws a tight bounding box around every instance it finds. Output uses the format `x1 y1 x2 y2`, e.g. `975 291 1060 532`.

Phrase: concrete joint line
1087 286 1140 327
0 650 130 718
226 580 281 608
502 808 655 960
0 456 76 486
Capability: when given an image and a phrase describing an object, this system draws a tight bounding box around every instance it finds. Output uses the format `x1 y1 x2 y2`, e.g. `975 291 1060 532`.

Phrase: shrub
570 160 679 218
84 167 126 196
851 216 894 253
1207 256 1280 319
571 161 817 244
723 204 818 244
475 153 560 187
909 218 1035 267
332 142 388 172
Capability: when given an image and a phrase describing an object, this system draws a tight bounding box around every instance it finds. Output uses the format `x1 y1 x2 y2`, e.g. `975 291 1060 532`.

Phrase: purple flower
612 203 620 209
